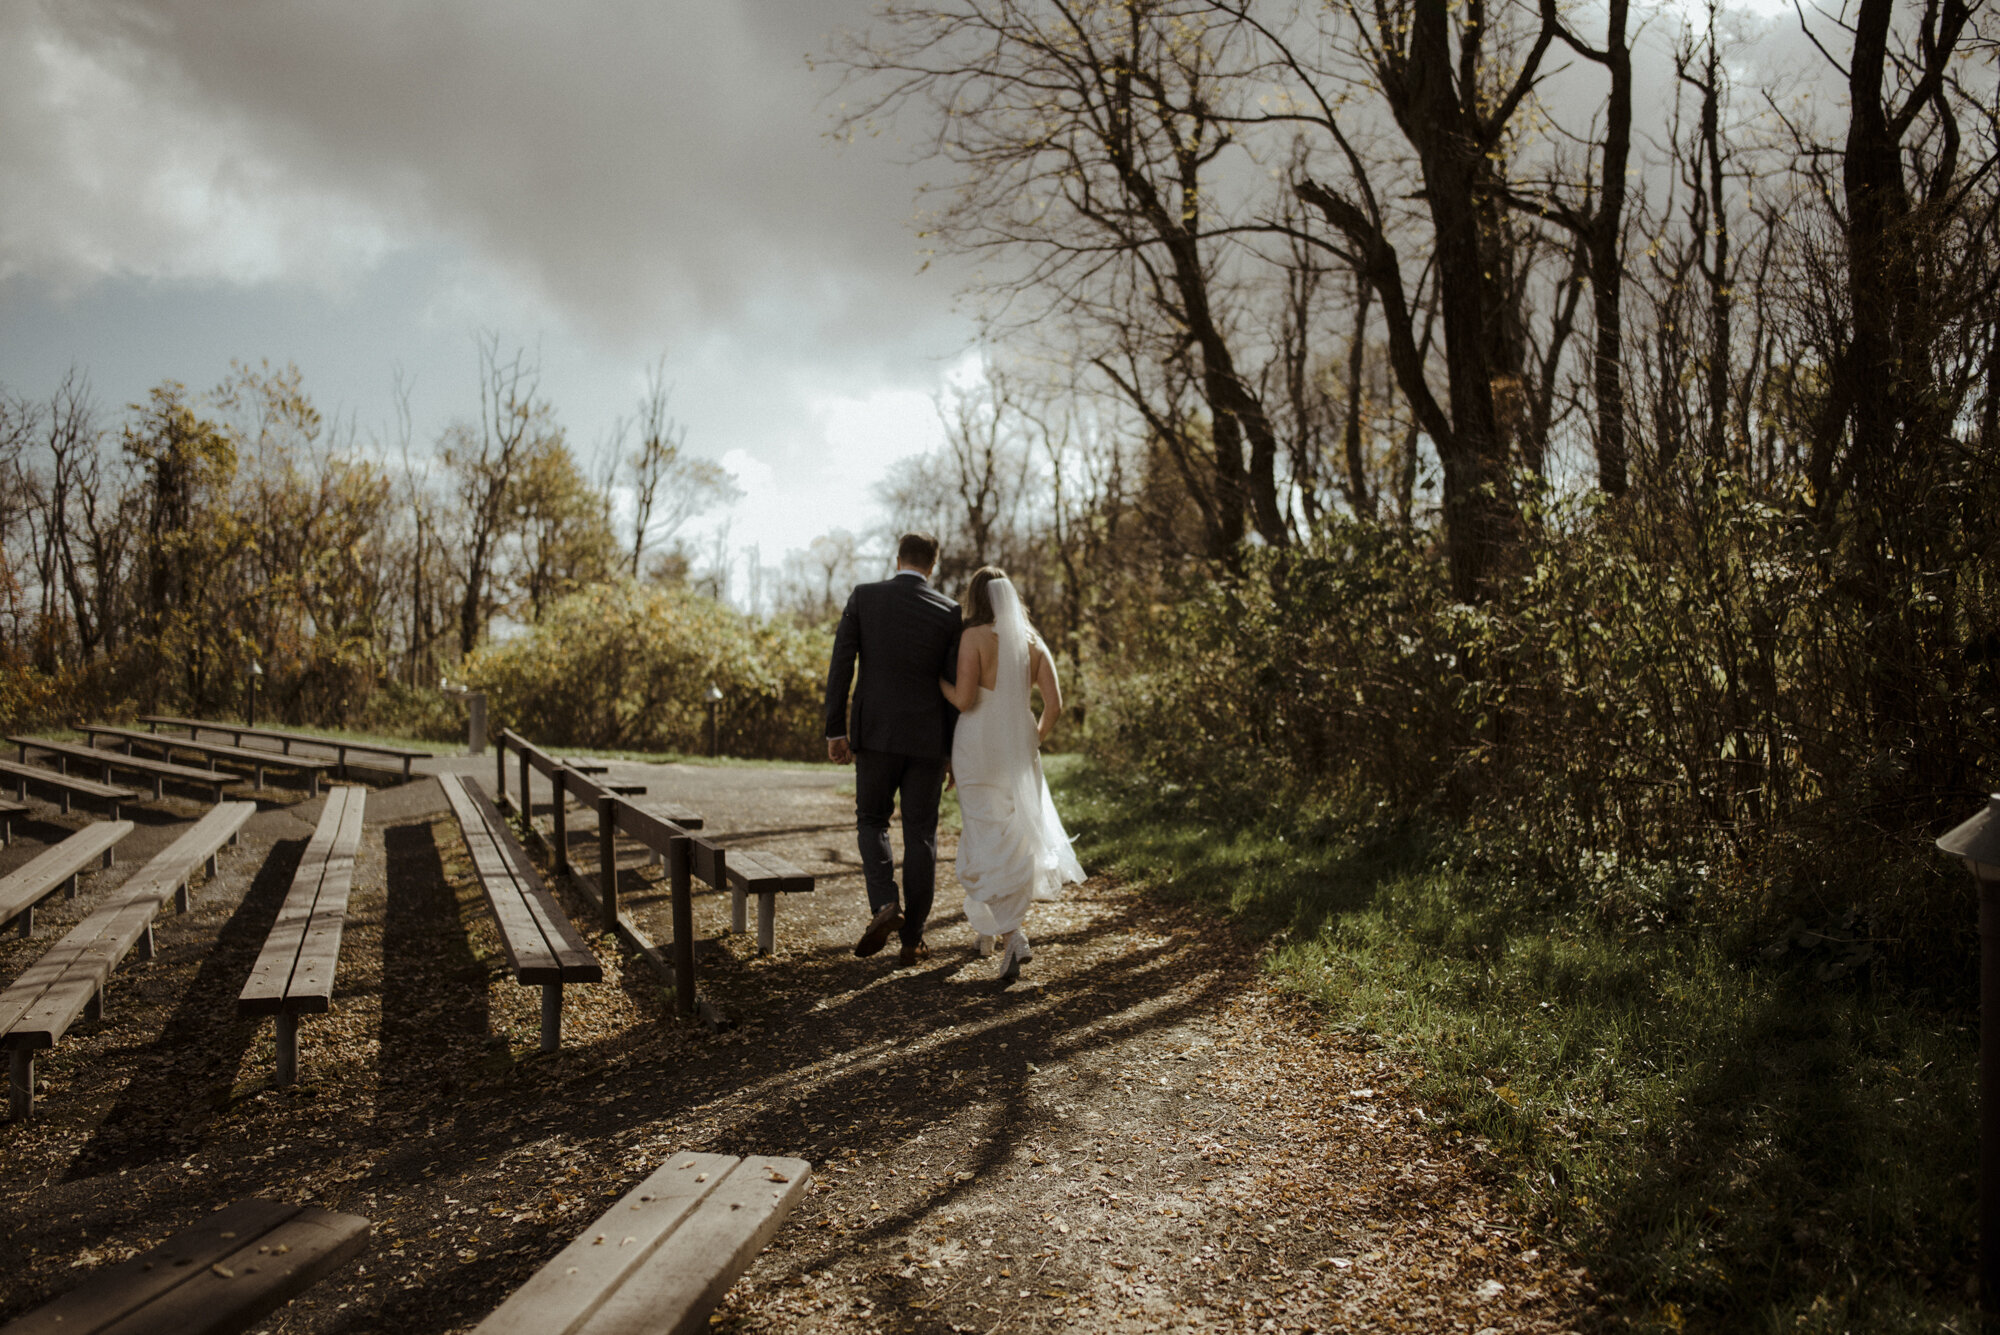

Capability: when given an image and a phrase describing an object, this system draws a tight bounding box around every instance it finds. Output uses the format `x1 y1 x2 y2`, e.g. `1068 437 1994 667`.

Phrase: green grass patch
1051 760 1978 1333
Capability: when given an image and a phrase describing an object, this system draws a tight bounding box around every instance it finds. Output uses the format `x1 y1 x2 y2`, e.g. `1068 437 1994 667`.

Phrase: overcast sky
1 0 1856 597
0 0 977 586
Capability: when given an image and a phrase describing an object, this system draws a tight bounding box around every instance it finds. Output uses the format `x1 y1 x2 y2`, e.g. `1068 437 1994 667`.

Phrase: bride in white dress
939 567 1086 982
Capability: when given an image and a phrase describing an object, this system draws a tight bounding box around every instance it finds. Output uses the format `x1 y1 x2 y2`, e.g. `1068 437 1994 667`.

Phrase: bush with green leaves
463 580 830 759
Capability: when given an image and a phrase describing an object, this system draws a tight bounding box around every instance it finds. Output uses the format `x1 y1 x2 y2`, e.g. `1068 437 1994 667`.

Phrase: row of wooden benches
0 717 437 818
1 804 255 1118
3 1144 813 1335
2 729 823 1112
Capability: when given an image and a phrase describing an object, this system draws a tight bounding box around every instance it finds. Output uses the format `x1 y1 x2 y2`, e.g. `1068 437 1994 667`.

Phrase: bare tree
625 357 740 579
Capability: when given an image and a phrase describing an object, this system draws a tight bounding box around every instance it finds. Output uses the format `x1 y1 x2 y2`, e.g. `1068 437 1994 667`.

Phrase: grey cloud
12 0 966 365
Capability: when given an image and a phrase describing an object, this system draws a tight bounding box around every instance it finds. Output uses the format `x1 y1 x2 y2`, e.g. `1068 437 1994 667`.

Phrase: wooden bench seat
472 1152 810 1335
0 1196 369 1335
439 773 601 1052
77 724 332 795
0 798 22 846
9 736 231 803
0 819 133 939
0 758 138 820
237 786 365 1085
2 803 253 1119
138 715 434 780
723 848 816 955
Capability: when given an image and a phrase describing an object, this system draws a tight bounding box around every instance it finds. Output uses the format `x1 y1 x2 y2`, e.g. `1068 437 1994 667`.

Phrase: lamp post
704 684 723 758
247 661 264 727
1939 793 2000 1320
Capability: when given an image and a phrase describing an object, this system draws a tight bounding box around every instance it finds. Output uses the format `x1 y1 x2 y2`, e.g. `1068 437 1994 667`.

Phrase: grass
1050 759 1979 1334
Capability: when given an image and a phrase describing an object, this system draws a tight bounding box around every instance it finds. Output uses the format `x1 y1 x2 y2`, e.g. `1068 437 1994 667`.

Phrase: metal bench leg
310 771 321 797
10 1051 32 1120
205 853 217 877
540 983 562 1053
15 907 30 937
254 764 265 791
85 987 102 1022
731 887 748 935
758 891 777 955
275 1013 298 1086
65 872 78 898
102 845 114 869
140 921 155 960
176 881 191 913
59 791 71 816
152 777 163 801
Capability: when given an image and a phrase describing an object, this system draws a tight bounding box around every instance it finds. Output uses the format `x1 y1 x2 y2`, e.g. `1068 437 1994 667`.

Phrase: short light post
247 661 264 727
704 684 723 758
1939 793 2000 1321
441 678 488 757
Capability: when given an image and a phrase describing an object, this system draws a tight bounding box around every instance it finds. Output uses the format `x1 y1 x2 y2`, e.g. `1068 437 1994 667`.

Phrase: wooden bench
77 724 333 795
0 758 138 820
237 786 365 1085
721 847 816 956
0 1196 368 1335
2 803 253 1119
0 820 133 939
472 1152 810 1335
0 798 22 846
439 773 601 1052
138 715 434 781
10 736 231 804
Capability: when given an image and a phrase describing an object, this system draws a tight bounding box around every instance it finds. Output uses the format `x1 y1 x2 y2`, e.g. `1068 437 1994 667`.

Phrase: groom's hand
827 737 852 765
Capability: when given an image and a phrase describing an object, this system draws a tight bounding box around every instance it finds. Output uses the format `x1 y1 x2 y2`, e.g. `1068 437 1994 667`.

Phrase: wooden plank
281 786 365 1009
0 759 136 802
629 798 703 831
136 715 433 762
687 839 726 891
115 803 257 909
1 803 253 1051
720 849 778 890
236 789 362 1017
0 1198 368 1335
0 821 135 927
92 1205 369 1335
439 775 563 981
471 1153 741 1335
7 737 225 785
727 848 814 895
573 1155 813 1335
1 895 164 1050
78 726 334 775
454 778 601 984
0 1198 299 1333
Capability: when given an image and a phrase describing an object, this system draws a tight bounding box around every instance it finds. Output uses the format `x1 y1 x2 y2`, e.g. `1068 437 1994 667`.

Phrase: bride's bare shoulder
963 623 999 643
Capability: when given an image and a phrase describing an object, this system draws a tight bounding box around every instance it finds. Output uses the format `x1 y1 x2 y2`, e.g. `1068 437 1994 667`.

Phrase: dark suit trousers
853 750 945 947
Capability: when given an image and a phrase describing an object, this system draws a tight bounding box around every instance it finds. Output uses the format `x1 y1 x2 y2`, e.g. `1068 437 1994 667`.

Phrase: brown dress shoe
855 903 901 957
898 939 931 966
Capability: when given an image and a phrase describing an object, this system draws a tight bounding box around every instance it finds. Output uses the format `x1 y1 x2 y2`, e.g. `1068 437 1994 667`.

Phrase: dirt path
0 758 1591 1333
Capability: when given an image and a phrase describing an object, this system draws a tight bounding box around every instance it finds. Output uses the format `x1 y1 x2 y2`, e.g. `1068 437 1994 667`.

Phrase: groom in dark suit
823 531 963 965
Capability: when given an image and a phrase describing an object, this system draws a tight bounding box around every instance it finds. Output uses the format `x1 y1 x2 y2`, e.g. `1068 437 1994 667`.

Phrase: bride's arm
1032 643 1062 744
941 635 981 711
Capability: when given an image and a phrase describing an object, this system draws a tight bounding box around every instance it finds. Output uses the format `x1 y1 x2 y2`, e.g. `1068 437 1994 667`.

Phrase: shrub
463 581 831 760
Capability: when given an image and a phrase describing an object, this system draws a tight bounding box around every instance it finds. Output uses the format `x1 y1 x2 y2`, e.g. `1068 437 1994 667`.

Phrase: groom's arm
824 590 862 760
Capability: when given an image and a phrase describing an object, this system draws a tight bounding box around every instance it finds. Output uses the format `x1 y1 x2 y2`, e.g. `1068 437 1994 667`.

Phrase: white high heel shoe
995 929 1032 983
976 934 996 957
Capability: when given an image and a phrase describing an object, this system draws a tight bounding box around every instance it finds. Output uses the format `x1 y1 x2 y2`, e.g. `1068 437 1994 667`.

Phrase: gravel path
0 756 1593 1333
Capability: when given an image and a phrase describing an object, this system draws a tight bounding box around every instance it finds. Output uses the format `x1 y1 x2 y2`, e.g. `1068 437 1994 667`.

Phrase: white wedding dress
953 579 1085 943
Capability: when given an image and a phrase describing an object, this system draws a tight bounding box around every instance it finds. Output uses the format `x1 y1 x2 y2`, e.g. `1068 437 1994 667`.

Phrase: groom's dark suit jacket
824 573 962 759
